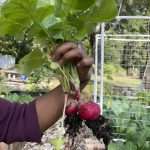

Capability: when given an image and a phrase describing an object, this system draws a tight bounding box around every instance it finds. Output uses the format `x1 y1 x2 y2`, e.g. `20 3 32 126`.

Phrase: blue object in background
20 75 28 81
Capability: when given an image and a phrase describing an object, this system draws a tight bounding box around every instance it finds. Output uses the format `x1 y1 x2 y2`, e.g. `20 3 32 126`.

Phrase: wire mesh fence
95 17 150 144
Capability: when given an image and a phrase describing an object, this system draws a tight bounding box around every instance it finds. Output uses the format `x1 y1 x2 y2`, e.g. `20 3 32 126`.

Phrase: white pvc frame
94 16 150 116
100 23 105 115
94 35 98 103
94 23 105 115
116 16 150 20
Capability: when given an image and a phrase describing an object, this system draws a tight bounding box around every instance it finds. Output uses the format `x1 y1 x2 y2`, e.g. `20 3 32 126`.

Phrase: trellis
94 16 150 141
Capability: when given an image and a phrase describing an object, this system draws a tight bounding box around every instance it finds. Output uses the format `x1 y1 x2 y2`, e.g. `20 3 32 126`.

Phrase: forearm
35 79 90 132
35 86 65 132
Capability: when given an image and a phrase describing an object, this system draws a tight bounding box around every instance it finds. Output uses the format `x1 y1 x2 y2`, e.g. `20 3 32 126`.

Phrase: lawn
105 75 142 88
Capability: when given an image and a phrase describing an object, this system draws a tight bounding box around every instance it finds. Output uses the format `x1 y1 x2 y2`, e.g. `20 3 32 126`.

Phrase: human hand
53 42 93 89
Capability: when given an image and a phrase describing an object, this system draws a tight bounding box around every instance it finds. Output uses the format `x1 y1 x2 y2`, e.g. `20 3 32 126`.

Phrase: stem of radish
75 90 80 101
61 93 68 128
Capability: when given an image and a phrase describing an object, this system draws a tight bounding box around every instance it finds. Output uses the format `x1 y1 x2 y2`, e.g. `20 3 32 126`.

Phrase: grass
105 75 142 88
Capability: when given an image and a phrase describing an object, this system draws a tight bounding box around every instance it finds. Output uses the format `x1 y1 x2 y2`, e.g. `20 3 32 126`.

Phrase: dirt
23 121 106 150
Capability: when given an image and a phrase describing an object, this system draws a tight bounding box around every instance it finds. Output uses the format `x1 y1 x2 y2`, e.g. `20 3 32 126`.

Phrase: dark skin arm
35 42 93 132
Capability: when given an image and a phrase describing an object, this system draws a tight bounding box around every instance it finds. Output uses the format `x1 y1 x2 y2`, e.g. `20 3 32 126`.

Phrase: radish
79 101 101 121
75 90 80 101
65 101 112 147
65 103 79 116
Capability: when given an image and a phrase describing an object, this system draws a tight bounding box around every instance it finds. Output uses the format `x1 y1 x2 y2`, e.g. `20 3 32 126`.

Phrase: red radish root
79 101 101 121
65 103 78 116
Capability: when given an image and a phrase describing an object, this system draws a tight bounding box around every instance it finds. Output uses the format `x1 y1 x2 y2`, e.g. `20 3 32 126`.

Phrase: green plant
0 0 117 92
104 98 150 150
0 75 10 95
0 34 33 62
104 64 124 80
136 91 150 105
5 93 33 103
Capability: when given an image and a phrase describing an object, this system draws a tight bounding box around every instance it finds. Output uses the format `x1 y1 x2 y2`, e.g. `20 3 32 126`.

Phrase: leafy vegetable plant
104 98 150 150
0 0 117 91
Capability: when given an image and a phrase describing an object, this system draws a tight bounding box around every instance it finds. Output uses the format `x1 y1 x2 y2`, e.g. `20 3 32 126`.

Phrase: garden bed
23 119 108 150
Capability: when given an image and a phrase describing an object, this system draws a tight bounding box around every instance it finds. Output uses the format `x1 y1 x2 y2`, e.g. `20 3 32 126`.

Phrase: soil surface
23 121 106 150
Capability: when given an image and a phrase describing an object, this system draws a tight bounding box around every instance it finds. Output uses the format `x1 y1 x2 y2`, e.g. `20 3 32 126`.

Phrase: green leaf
124 142 137 150
54 0 62 16
50 137 64 150
69 0 117 24
67 0 117 39
0 0 117 41
63 0 96 10
0 17 26 36
52 33 65 41
91 0 117 22
108 143 118 150
136 127 150 148
42 15 62 29
111 100 129 115
50 62 60 70
126 123 138 143
1 0 37 20
34 5 54 22
108 142 124 150
37 0 55 7
16 49 47 75
0 0 37 36
0 0 53 38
